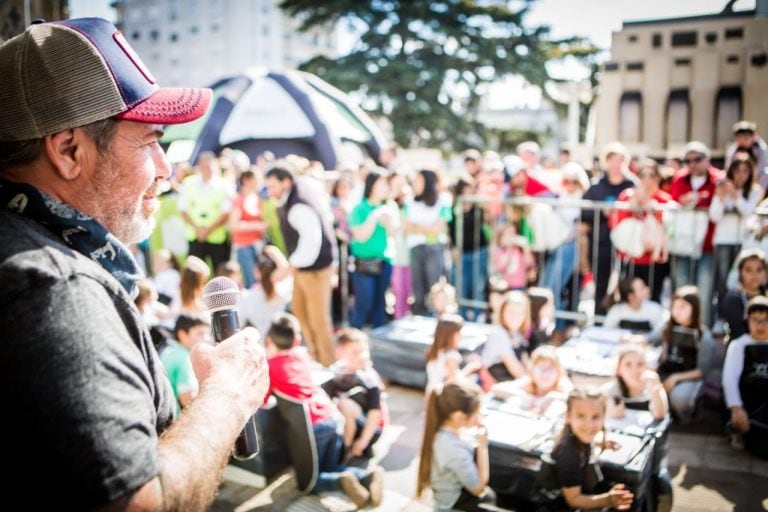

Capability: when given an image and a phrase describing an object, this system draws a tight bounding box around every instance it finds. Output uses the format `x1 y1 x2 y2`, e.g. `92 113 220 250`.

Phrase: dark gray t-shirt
0 211 175 508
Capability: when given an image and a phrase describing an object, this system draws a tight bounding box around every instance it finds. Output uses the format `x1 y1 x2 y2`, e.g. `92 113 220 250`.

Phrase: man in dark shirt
581 143 635 316
0 18 269 509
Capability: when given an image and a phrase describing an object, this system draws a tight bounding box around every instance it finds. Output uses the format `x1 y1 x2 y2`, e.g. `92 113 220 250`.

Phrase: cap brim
116 87 212 125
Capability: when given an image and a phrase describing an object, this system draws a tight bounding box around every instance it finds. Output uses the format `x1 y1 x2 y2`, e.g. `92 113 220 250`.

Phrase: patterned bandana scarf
0 179 142 297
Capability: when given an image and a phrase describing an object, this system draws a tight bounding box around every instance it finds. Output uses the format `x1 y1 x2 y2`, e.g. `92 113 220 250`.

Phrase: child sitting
425 313 482 392
603 344 668 422
602 345 672 511
240 245 293 338
322 328 389 459
722 296 768 458
158 313 211 412
539 388 634 510
528 287 557 348
492 222 534 290
492 345 573 416
417 380 496 511
481 291 532 383
265 313 383 507
655 286 716 424
429 278 459 316
603 277 667 341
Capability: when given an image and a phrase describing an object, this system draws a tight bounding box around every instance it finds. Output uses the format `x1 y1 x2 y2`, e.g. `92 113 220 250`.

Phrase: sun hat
0 17 212 141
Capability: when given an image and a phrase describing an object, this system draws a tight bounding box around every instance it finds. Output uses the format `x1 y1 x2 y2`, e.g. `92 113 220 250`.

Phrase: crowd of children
131 138 768 510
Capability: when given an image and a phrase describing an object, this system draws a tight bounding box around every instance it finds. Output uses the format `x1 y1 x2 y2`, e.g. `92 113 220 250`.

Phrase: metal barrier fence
453 194 742 327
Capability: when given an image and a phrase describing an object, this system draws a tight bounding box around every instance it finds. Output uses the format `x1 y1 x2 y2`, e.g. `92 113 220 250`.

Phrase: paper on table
605 409 655 437
484 409 555 447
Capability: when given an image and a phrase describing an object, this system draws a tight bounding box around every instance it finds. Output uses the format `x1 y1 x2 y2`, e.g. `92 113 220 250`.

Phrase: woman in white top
404 169 452 316
603 277 668 341
709 154 762 299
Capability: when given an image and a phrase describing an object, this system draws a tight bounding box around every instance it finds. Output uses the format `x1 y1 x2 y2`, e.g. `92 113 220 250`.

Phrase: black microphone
202 276 260 460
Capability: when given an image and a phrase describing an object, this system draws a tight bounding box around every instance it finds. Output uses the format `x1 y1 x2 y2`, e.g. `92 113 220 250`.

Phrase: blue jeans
458 246 489 321
672 253 714 326
540 240 577 331
235 244 259 289
350 261 393 328
312 418 370 494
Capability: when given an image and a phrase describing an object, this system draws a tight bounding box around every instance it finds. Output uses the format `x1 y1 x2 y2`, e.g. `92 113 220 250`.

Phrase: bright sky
69 0 755 108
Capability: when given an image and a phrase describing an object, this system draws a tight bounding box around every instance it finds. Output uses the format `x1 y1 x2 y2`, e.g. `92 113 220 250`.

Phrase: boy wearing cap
0 18 268 509
726 120 768 188
722 296 768 458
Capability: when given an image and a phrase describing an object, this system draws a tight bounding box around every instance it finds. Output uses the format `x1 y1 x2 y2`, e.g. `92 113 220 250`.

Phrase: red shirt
670 166 723 253
610 188 675 264
510 173 555 198
267 348 336 425
231 192 264 247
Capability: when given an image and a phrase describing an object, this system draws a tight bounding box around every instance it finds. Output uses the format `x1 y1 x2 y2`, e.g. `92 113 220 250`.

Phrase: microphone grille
202 277 241 311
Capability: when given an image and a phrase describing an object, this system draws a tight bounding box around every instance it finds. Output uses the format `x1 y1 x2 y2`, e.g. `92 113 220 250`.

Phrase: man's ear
43 128 93 181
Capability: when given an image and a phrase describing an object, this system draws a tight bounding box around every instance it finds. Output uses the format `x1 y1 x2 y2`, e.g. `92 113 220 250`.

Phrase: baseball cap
746 295 768 316
0 17 212 142
733 120 757 134
683 141 710 159
502 154 525 177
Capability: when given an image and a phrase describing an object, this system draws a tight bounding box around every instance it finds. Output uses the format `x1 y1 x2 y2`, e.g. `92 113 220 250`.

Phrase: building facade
594 0 768 160
115 0 335 87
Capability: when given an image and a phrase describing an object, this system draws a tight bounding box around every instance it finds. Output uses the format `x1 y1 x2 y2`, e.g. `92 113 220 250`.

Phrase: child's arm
644 370 669 421
662 368 702 394
562 483 634 510
467 426 490 496
501 353 527 380
351 408 382 457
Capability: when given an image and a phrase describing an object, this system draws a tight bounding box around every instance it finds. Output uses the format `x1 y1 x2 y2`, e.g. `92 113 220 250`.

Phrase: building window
751 53 767 67
190 25 199 35
131 31 140 41
715 87 742 150
726 55 739 64
170 32 179 43
671 31 697 47
666 89 690 146
211 23 220 32
604 62 619 71
628 34 638 43
725 27 744 40
705 32 717 44
619 92 642 143
652 33 662 48
150 29 160 42
626 62 644 71
674 58 691 66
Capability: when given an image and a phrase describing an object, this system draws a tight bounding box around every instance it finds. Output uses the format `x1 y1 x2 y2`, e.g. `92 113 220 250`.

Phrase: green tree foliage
280 0 597 150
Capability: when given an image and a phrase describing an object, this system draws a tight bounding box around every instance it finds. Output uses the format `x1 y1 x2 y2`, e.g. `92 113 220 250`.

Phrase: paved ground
211 384 768 512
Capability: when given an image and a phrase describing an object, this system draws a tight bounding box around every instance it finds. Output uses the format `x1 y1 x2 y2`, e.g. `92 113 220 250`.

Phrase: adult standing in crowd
726 121 768 189
670 141 723 326
265 165 337 366
610 159 674 303
581 142 635 316
349 169 396 328
709 154 761 302
178 151 234 271
230 170 268 289
0 18 268 509
405 169 452 316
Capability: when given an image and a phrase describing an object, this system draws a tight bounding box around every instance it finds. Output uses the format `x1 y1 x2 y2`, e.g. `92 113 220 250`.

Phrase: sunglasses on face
684 155 705 164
